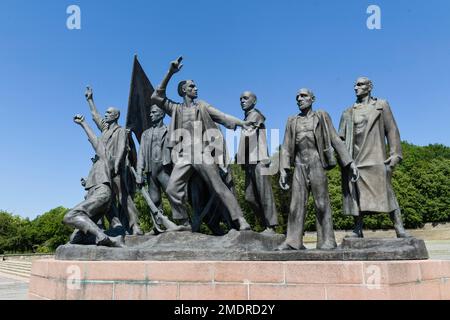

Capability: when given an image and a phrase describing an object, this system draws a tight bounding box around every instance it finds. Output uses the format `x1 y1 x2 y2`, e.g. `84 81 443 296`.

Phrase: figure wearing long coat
339 98 402 216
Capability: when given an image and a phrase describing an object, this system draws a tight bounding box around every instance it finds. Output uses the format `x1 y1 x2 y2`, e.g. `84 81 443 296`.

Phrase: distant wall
1 253 55 261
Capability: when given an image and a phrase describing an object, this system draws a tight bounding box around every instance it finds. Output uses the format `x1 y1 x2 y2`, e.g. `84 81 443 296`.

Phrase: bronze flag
126 55 155 143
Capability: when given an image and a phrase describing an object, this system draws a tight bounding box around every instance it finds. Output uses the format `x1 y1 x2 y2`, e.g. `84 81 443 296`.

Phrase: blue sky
1 0 449 219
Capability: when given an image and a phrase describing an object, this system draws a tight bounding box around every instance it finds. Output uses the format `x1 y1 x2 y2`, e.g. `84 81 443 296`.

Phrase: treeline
1 142 449 254
0 207 71 254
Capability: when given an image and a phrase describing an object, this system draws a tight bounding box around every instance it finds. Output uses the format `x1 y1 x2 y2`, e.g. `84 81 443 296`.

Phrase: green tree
0 211 33 253
28 207 72 253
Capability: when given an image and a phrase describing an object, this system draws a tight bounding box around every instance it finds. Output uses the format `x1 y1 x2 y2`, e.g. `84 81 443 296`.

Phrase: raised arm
151 56 184 115
85 86 107 132
73 114 105 159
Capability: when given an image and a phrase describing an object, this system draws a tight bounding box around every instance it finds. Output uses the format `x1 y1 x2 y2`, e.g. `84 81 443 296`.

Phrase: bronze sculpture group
64 56 411 250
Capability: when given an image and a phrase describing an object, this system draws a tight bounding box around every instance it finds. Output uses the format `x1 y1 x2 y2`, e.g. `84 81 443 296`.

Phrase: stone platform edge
28 259 450 300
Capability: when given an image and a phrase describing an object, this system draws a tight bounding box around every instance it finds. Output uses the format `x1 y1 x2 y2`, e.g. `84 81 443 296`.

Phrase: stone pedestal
55 231 429 261
28 259 450 300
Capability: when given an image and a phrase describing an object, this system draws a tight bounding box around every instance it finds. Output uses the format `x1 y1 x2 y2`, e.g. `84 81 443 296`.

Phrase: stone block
440 278 450 300
363 261 421 285
146 261 214 282
411 280 443 300
86 261 146 281
83 283 114 300
47 260 88 280
30 260 49 277
249 284 326 300
214 261 284 284
113 283 147 300
179 283 248 300
147 283 178 300
285 261 364 284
